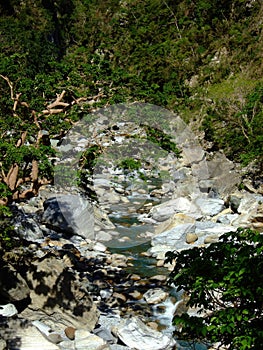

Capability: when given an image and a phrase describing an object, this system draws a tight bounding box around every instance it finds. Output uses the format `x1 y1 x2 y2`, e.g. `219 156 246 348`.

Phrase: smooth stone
186 233 198 244
155 213 196 235
107 254 127 267
237 193 263 215
130 274 141 281
150 197 199 222
156 260 164 267
93 325 116 344
147 322 159 331
32 321 63 344
113 292 127 303
195 222 236 238
90 241 108 252
143 289 168 305
115 316 176 350
217 213 239 224
251 222 263 231
149 275 167 283
65 327 76 340
0 304 18 317
96 230 113 241
59 340 75 350
74 329 110 350
152 223 196 247
148 245 172 260
128 291 142 300
195 197 225 217
204 235 219 244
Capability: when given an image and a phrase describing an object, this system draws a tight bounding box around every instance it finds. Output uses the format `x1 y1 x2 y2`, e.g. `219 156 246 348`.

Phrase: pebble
128 291 143 300
186 232 198 244
113 292 127 303
147 321 159 331
149 275 167 283
65 326 76 340
204 235 219 244
130 274 141 281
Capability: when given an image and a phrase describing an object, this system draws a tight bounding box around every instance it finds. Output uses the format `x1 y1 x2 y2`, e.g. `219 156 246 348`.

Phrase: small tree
0 75 91 205
165 228 263 350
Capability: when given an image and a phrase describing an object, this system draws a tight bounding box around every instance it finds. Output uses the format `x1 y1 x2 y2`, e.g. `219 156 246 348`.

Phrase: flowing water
106 190 209 350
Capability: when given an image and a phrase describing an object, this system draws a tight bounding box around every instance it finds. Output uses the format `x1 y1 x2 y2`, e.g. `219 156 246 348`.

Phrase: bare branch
41 108 65 115
0 74 14 100
46 90 69 109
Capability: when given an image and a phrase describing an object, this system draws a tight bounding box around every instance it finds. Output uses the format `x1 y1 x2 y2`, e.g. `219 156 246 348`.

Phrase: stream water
104 187 208 350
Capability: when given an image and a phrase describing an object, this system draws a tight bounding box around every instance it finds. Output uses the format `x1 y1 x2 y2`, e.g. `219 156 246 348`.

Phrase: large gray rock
115 317 176 350
237 193 263 215
42 195 95 239
149 197 200 222
152 223 196 248
155 213 195 235
14 214 44 241
206 152 241 197
195 197 225 217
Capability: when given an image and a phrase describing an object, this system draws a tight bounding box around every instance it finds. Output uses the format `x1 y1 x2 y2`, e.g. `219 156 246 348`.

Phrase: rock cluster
0 230 176 350
1 116 262 350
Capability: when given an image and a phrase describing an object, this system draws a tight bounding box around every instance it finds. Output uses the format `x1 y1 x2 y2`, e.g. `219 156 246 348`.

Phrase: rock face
115 316 176 350
0 263 30 303
23 252 99 331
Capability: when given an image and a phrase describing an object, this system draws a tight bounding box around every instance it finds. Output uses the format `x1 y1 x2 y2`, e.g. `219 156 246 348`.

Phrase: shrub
165 228 263 349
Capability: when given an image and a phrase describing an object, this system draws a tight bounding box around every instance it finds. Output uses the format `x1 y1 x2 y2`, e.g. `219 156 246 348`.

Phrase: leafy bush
165 228 263 349
202 82 263 169
117 158 142 172
0 205 19 251
143 125 182 158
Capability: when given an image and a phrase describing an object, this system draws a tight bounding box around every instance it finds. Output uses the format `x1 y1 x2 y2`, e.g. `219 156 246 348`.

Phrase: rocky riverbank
1 115 262 350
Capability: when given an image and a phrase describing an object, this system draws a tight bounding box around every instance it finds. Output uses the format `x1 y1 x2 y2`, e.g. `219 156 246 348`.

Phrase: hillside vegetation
0 0 262 207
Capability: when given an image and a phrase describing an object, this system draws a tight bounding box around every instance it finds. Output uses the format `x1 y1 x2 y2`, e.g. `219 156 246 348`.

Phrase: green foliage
143 125 182 158
80 145 103 175
202 82 263 168
0 205 19 251
166 228 263 349
117 158 142 172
